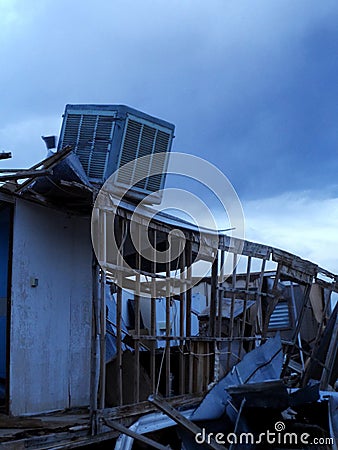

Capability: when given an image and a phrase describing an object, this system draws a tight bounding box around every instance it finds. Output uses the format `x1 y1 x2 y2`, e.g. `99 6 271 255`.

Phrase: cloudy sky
1 0 337 272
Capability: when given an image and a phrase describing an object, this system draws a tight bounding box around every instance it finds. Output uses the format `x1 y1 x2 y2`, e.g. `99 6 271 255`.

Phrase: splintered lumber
0 169 51 181
148 394 227 450
16 146 72 193
104 419 172 450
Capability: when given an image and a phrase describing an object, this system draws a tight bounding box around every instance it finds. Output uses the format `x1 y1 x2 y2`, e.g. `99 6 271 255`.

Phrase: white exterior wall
10 199 92 415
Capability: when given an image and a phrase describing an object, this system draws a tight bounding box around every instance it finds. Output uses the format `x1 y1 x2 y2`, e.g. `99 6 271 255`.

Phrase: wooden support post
90 259 100 434
209 251 218 338
150 229 157 394
291 283 312 346
134 291 140 403
238 256 251 359
262 262 282 340
98 271 106 410
134 224 141 403
255 258 266 337
208 251 218 386
179 246 186 394
185 241 193 393
226 253 237 371
218 250 225 337
290 282 305 371
116 217 125 406
165 235 171 397
99 210 107 409
186 241 192 338
148 394 227 450
116 286 123 406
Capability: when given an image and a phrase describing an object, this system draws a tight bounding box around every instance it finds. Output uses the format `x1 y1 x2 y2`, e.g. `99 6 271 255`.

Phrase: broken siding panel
10 199 92 415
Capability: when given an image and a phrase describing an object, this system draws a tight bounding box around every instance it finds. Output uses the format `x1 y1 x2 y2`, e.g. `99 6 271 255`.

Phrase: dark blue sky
1 0 337 200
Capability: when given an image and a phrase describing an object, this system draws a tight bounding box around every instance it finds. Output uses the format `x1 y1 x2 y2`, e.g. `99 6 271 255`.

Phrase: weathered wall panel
10 199 92 415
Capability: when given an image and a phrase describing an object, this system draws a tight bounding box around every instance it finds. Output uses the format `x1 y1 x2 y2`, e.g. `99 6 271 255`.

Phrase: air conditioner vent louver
62 114 81 148
60 112 116 182
117 117 171 193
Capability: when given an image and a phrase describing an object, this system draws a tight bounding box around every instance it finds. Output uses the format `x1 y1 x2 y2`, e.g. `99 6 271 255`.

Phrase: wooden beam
116 286 123 406
255 258 266 335
226 253 237 371
179 244 186 394
148 394 227 450
185 240 193 393
16 146 72 193
0 169 51 181
151 229 157 393
262 262 282 339
90 259 100 432
105 419 172 450
98 271 106 409
98 392 203 420
209 253 218 338
218 250 225 338
238 256 251 359
165 235 171 397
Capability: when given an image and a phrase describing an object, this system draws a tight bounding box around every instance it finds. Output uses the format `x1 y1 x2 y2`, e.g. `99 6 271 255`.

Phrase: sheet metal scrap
192 333 283 421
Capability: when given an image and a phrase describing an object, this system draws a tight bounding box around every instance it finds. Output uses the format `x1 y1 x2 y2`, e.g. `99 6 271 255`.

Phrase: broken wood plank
97 393 203 420
0 169 51 181
104 419 172 450
148 394 227 450
16 146 72 193
0 430 118 450
272 248 317 277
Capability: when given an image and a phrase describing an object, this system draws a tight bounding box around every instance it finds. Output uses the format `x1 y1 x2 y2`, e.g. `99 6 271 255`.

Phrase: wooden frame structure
93 206 338 429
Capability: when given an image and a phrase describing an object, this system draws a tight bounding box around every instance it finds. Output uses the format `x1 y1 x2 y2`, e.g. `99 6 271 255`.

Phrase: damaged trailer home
0 104 337 449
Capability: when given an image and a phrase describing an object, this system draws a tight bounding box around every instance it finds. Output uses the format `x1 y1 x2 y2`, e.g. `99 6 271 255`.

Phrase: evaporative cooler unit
57 104 175 204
